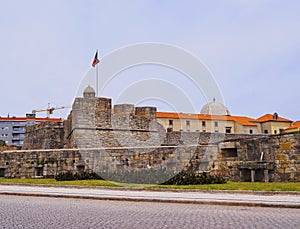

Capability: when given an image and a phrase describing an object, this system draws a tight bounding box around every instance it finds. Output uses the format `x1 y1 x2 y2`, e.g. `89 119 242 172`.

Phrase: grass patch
152 181 300 192
0 179 299 192
0 178 118 187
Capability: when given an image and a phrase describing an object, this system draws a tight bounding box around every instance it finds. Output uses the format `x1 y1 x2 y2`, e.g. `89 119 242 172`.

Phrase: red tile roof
0 117 62 122
228 116 258 126
255 114 292 123
156 112 257 126
285 121 300 130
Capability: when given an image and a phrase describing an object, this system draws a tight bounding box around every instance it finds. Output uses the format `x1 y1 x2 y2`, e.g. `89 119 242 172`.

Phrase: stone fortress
22 85 165 149
0 86 299 182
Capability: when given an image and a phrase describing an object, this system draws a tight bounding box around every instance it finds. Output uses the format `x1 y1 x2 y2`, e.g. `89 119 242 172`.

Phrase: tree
0 140 6 147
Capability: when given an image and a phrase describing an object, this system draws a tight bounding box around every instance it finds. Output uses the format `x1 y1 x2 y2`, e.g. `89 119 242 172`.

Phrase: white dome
200 99 230 116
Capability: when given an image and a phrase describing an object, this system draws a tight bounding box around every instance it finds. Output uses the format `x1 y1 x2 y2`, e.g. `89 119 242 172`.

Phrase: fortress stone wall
3 86 300 182
213 133 300 182
0 145 216 180
22 122 64 150
1 133 299 182
23 86 165 150
164 131 265 146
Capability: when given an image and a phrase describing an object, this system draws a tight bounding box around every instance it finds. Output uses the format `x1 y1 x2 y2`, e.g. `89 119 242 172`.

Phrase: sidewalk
0 184 299 209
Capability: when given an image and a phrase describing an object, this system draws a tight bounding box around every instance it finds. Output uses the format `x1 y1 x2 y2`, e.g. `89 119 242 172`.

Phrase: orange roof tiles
291 121 300 127
255 114 292 123
157 112 199 120
156 112 257 126
227 116 258 126
286 121 300 130
0 117 62 122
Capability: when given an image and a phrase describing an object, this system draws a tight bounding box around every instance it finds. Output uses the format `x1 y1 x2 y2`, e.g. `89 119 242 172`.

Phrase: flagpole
96 63 99 97
92 50 100 96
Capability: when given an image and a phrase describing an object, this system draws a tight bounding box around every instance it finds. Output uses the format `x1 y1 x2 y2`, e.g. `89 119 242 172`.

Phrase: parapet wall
4 133 300 182
0 145 217 179
164 131 265 145
22 121 64 150
214 132 300 182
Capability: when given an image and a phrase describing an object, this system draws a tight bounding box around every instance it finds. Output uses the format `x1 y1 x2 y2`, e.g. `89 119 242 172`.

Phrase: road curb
1 192 299 209
0 182 299 196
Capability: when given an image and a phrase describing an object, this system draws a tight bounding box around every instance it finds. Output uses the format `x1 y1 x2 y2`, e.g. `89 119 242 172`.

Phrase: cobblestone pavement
0 195 299 229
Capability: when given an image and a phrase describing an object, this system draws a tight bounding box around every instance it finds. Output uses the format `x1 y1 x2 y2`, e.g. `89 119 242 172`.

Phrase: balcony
12 128 25 133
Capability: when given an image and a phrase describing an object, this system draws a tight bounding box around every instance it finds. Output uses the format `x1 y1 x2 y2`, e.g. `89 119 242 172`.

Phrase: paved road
0 184 299 208
0 195 299 229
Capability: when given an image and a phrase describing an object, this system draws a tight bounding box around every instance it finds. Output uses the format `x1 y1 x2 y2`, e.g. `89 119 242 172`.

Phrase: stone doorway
76 165 85 174
34 166 43 177
0 168 5 177
239 169 251 182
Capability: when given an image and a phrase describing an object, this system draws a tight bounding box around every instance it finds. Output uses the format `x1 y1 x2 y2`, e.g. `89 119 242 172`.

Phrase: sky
0 0 300 121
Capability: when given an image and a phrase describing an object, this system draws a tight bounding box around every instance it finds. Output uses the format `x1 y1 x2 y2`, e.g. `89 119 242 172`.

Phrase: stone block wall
65 88 166 149
3 133 300 182
212 133 300 182
0 149 86 178
135 106 156 121
0 145 217 179
18 86 300 182
164 131 265 146
63 112 73 148
72 95 112 129
22 122 64 150
23 87 166 150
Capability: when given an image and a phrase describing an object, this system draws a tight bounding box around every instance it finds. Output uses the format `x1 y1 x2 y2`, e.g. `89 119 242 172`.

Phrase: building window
221 148 238 158
214 121 218 127
249 129 253 134
225 127 231 133
27 121 35 125
202 121 206 127
186 120 190 131
274 130 277 134
264 130 268 134
169 120 173 128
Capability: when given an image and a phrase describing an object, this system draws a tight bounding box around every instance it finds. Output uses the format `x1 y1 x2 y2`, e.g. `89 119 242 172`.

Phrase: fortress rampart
23 86 165 150
1 133 300 182
5 86 300 182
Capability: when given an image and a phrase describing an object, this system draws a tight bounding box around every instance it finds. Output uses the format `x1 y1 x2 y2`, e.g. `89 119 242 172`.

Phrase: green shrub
55 170 226 185
0 140 6 147
162 171 226 185
55 171 103 181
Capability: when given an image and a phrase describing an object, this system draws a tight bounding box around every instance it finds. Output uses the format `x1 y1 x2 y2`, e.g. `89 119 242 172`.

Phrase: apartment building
0 115 62 147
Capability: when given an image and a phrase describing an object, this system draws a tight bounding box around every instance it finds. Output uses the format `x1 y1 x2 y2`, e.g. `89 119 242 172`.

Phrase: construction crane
32 103 70 118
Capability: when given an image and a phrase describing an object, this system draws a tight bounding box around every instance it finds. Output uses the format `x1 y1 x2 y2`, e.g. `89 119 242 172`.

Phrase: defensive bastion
0 86 299 182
